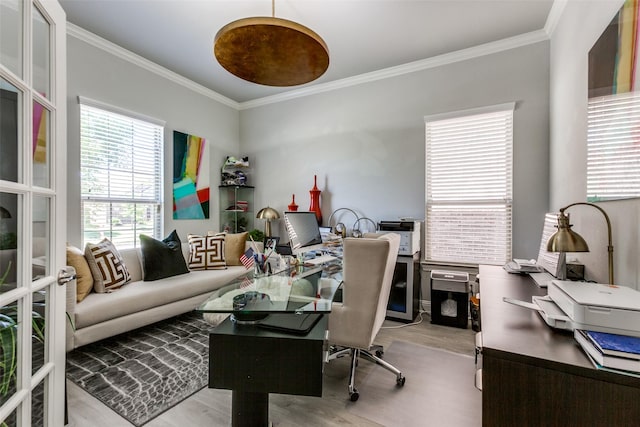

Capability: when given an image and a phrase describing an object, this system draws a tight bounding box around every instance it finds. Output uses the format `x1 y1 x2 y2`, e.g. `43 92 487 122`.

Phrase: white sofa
65 242 257 351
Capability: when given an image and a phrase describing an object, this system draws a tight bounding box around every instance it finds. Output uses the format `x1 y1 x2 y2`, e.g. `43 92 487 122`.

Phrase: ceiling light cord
272 0 275 17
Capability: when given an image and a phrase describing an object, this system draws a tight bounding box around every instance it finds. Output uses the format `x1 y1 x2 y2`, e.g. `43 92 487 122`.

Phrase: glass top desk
196 262 342 324
196 262 342 427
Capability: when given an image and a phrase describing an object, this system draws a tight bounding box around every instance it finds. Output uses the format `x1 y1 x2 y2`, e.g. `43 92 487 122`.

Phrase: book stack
574 329 640 375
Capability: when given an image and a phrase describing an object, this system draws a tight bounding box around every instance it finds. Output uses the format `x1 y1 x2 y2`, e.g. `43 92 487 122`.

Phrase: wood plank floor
66 312 477 427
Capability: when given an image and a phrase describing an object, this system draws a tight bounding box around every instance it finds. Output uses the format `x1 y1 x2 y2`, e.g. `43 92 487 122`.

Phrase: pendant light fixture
214 0 329 86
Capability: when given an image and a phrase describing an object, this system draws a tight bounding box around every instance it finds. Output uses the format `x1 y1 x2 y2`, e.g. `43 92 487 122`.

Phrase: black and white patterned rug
66 311 213 426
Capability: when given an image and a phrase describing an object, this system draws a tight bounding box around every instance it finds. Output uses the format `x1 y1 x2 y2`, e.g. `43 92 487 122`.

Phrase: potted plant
0 261 46 419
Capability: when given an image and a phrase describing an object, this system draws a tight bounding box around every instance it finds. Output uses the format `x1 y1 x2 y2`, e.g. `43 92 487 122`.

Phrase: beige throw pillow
210 231 248 266
66 244 94 302
188 234 226 270
84 238 131 293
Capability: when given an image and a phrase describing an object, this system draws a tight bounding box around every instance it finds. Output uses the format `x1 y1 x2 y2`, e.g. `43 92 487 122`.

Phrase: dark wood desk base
209 315 327 427
479 265 640 427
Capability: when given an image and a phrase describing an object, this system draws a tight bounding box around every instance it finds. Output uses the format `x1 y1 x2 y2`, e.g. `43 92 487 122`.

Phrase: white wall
66 35 240 247
551 0 640 287
241 41 551 261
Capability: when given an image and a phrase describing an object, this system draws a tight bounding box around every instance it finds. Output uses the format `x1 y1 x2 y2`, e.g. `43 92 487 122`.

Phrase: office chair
327 233 405 401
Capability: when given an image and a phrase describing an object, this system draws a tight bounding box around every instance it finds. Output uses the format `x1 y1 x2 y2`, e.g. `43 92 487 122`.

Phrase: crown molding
239 29 550 110
66 23 240 110
67 22 549 112
544 0 569 37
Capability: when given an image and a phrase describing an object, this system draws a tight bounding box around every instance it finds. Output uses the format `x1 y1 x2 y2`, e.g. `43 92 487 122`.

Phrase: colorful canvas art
173 131 210 219
589 0 640 97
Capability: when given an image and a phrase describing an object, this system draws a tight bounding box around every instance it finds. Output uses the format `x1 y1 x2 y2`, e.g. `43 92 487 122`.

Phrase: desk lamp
256 207 280 237
546 202 614 284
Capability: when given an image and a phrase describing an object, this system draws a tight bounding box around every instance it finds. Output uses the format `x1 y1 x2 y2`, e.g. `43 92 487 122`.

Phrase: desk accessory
547 202 614 284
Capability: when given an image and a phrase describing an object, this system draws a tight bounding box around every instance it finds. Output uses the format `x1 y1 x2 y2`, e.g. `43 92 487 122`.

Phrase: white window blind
587 91 640 201
80 101 164 248
425 105 513 265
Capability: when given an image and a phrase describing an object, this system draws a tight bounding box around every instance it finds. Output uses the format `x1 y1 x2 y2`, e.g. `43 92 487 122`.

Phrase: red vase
309 175 322 225
288 194 299 212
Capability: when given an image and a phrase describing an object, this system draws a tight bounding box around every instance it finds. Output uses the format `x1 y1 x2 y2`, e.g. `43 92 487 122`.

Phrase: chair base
328 344 405 401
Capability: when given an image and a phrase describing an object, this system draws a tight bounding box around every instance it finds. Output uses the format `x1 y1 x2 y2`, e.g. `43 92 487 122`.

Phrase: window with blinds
425 104 514 265
80 100 164 248
587 91 640 201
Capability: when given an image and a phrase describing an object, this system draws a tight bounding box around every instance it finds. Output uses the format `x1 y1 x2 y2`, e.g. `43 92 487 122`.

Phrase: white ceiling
58 0 555 104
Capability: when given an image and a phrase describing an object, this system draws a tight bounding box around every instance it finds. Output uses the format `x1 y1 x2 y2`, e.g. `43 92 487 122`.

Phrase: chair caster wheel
375 350 383 358
396 375 406 387
350 391 360 402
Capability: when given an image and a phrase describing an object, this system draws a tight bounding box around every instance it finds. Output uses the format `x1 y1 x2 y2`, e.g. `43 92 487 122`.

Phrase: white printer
376 221 420 256
505 280 640 337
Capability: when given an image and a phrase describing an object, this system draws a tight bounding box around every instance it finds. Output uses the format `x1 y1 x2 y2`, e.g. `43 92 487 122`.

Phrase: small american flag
240 247 254 269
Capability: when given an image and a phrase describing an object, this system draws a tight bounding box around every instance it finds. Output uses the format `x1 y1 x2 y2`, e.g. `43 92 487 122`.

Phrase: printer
505 280 640 337
376 220 420 256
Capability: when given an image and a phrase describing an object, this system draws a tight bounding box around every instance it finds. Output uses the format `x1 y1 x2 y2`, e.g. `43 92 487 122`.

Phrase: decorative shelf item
221 156 250 186
327 208 359 238
309 175 322 225
288 194 299 212
219 185 254 233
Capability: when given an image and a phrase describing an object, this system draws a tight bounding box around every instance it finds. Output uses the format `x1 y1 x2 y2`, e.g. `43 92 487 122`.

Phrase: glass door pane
32 101 50 188
0 77 22 183
0 0 23 78
0 192 21 293
32 5 50 99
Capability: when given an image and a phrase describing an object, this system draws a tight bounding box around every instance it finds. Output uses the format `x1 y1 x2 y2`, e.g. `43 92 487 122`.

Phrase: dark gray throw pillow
140 230 190 281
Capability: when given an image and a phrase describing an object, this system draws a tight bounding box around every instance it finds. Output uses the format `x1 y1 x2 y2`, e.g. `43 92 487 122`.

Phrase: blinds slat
425 108 513 265
587 92 640 201
80 104 164 247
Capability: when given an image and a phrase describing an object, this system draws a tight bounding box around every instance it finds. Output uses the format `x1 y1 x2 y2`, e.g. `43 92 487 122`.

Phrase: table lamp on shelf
256 206 280 237
546 202 614 284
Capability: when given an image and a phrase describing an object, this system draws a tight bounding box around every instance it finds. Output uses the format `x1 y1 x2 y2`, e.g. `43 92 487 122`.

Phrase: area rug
65 311 212 426
348 341 481 427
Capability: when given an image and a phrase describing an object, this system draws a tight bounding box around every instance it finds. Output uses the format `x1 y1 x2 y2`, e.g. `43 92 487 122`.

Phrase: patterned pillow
84 238 132 293
188 234 226 270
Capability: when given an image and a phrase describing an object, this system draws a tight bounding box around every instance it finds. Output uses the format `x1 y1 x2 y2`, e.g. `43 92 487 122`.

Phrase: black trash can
430 270 470 328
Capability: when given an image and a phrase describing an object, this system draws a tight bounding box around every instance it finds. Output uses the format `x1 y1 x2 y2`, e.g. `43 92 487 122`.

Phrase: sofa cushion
85 238 132 293
140 230 190 281
66 244 93 302
188 234 226 270
73 267 247 329
215 231 248 266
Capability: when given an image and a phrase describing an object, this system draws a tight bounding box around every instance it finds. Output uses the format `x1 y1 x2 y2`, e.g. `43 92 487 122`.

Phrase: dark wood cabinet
479 265 640 426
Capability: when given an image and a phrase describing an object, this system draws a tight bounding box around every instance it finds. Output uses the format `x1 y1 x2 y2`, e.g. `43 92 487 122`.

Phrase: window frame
78 96 165 248
424 102 515 266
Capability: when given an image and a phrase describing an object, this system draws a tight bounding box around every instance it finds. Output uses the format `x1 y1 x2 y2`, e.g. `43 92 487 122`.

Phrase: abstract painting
173 131 210 219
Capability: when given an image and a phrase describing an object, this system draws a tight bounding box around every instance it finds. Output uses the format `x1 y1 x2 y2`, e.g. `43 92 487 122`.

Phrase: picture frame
263 236 280 253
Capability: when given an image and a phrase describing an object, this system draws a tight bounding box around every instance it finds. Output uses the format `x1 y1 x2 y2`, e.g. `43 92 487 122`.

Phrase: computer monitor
284 212 322 253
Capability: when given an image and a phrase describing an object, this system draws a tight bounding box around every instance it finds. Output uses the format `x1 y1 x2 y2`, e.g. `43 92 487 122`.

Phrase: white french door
0 0 67 426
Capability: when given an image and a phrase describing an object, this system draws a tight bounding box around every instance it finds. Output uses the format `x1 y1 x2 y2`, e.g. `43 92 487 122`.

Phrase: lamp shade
546 212 590 253
257 207 280 237
256 206 280 221
214 16 329 87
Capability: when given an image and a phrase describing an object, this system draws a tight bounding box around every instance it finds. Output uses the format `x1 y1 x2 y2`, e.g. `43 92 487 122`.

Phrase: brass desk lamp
546 202 614 284
256 207 280 237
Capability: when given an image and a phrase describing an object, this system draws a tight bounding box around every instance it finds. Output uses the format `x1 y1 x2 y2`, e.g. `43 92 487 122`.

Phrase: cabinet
219 185 254 233
386 253 420 322
479 265 640 426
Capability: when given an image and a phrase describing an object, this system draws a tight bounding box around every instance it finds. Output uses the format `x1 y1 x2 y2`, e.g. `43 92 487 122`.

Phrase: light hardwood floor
66 312 477 427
